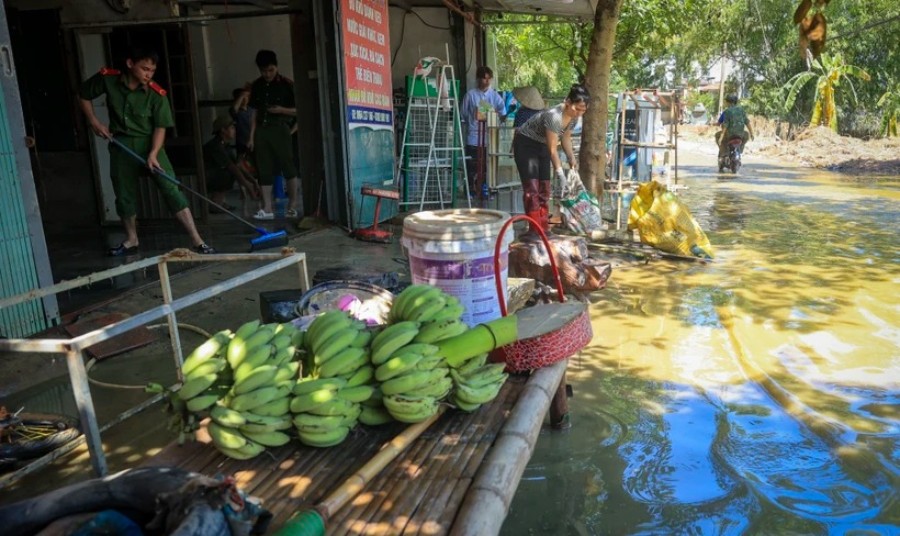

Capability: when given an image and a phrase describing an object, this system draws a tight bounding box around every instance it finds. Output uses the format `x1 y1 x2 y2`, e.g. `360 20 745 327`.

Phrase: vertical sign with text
342 0 392 130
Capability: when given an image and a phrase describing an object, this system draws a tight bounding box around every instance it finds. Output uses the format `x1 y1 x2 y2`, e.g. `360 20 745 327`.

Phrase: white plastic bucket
401 209 513 327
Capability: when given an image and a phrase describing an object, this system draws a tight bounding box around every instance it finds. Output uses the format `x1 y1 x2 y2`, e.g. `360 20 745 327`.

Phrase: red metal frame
493 215 566 317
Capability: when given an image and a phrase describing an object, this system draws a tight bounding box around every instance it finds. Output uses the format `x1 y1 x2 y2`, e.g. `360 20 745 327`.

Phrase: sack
627 181 713 258
558 170 604 234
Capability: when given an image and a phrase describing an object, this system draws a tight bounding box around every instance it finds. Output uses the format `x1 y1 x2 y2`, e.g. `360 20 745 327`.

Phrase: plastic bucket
401 209 512 327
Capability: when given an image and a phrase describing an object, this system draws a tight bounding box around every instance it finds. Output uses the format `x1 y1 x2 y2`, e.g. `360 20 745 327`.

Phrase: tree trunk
579 0 625 195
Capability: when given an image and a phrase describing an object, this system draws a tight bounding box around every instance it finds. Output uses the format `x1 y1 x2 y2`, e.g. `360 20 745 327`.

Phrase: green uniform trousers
254 123 297 186
110 136 189 218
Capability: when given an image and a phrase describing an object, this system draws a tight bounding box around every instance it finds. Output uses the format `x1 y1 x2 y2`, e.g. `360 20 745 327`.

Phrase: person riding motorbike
716 94 754 168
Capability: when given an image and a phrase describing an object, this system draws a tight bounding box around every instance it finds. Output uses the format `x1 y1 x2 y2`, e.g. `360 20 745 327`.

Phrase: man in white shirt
461 66 506 199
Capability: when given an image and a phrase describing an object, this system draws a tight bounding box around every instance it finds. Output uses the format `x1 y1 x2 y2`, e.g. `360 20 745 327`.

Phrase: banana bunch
182 319 300 459
389 285 468 345
448 353 508 412
290 376 372 447
177 329 234 413
372 322 453 423
302 310 371 379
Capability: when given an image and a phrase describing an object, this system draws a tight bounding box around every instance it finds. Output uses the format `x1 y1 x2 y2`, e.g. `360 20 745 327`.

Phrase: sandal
253 210 274 220
193 243 217 254
108 242 139 257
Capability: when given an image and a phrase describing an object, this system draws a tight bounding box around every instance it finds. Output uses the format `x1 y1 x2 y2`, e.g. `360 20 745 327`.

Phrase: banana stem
439 316 519 368
273 406 448 535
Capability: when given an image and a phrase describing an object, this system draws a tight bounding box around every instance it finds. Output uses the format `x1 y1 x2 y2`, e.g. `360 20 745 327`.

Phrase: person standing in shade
462 66 507 199
204 115 261 216
513 84 590 236
230 86 254 160
247 49 301 220
79 46 216 256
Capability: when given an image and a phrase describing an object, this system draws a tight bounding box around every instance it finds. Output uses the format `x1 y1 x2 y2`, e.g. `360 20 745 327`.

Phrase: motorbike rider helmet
726 94 738 104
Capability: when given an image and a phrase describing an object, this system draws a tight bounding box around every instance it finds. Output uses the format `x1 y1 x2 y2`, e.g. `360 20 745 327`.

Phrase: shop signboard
340 0 396 229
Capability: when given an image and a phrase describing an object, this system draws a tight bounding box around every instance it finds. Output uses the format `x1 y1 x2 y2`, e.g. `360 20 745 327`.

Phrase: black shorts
513 133 551 182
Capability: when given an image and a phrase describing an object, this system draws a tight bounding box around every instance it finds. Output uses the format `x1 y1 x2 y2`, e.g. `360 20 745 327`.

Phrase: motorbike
719 135 744 173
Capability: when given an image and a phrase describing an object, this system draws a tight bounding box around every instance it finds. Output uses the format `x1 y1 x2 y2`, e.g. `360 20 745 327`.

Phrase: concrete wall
387 7 457 91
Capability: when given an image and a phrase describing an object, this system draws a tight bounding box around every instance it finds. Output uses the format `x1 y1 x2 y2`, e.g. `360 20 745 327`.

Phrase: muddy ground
679 121 900 175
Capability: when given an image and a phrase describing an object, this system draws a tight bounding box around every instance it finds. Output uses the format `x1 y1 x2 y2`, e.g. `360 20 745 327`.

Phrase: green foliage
876 83 900 137
782 53 870 132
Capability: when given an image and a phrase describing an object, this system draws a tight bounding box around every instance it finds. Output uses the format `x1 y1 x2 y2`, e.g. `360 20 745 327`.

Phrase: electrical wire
391 10 407 66
84 322 212 390
409 9 450 31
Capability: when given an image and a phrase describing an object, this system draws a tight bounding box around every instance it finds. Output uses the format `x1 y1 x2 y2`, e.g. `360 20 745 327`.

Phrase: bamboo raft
142 360 567 535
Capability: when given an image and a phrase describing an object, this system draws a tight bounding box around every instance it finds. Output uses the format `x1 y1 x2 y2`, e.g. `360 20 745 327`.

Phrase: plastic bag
558 170 604 234
627 181 713 258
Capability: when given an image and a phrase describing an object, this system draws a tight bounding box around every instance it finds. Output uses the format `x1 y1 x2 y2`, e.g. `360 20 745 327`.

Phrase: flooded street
503 152 899 534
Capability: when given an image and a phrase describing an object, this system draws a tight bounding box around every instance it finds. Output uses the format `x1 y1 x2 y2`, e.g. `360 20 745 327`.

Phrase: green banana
389 343 439 359
292 412 345 432
289 388 338 413
239 417 292 434
358 405 394 426
229 385 282 411
454 380 504 405
350 329 372 348
318 347 368 378
399 286 443 321
455 353 490 374
405 375 453 398
313 327 360 366
370 321 419 358
185 393 220 412
271 334 292 351
305 398 357 417
371 324 421 365
273 362 301 383
181 330 232 376
407 293 447 323
429 302 466 323
381 368 447 396
234 319 262 340
227 326 274 369
306 310 351 345
414 318 468 344
338 384 375 403
391 284 434 321
362 387 384 407
414 355 446 371
461 364 508 388
241 429 291 447
233 364 279 395
234 345 274 378
452 396 482 412
309 313 354 353
177 373 218 401
293 377 347 396
375 352 424 382
251 396 291 417
345 365 374 387
382 394 439 423
272 345 297 367
291 329 305 349
208 421 247 450
216 444 263 460
183 357 226 381
210 404 247 427
297 425 350 447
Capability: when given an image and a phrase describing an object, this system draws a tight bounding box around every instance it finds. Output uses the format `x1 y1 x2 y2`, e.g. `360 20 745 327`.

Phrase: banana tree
876 83 899 137
782 52 870 131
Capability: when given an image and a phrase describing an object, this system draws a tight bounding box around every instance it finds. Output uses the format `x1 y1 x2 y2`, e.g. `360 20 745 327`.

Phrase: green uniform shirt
722 105 748 137
248 74 295 126
79 71 175 137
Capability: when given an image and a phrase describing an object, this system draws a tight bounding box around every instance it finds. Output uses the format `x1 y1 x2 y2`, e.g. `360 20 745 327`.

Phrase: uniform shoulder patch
148 81 168 96
99 67 121 76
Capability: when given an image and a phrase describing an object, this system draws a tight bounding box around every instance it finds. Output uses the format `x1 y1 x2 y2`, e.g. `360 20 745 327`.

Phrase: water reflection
504 165 899 534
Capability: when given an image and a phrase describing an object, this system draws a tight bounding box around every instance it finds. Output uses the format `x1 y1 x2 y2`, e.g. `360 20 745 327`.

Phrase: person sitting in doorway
204 115 261 217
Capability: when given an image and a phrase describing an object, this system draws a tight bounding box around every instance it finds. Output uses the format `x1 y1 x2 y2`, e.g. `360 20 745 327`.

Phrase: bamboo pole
273 406 448 536
450 359 568 536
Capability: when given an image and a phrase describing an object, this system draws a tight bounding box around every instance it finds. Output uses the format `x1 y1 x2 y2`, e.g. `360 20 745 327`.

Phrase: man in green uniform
79 46 216 256
247 49 301 220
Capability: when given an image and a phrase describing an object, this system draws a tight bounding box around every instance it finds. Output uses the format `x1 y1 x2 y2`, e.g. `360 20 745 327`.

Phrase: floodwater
503 158 899 534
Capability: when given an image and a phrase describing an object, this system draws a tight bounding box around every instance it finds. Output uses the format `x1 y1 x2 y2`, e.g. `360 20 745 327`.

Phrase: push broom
109 137 288 251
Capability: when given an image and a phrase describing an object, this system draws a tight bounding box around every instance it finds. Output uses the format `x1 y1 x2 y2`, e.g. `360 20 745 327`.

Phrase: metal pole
157 258 185 379
65 347 107 477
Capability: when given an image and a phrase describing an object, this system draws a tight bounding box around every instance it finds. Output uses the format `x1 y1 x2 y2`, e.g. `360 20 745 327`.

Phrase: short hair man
461 66 507 199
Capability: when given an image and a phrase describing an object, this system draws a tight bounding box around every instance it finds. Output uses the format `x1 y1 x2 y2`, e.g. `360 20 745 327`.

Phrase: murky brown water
503 161 899 534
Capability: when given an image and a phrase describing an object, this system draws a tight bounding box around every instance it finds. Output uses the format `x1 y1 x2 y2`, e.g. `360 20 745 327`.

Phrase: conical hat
513 86 545 110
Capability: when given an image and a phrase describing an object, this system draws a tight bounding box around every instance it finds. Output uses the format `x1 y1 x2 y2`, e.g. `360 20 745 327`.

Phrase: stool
352 186 400 243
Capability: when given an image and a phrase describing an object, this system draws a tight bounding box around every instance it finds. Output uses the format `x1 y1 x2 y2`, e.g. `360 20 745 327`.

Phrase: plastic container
297 280 394 326
273 175 287 219
401 209 512 327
